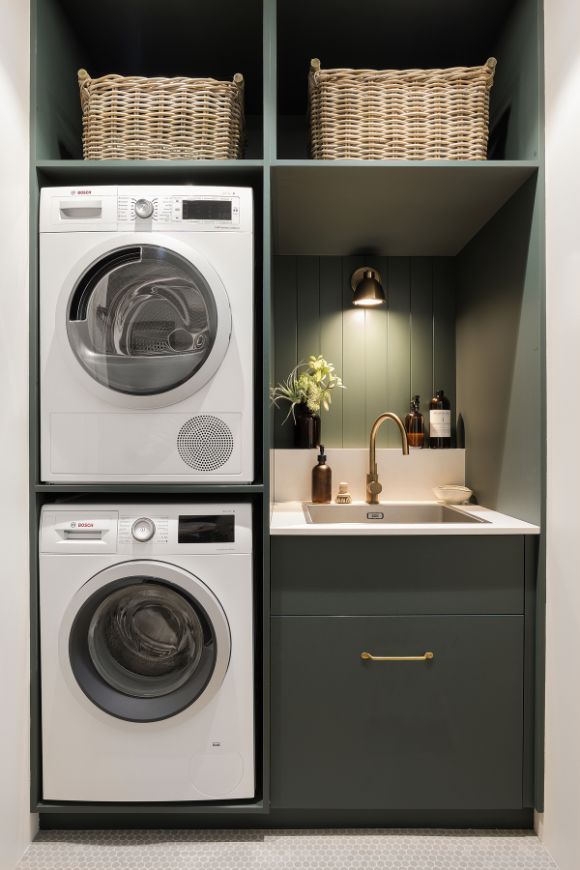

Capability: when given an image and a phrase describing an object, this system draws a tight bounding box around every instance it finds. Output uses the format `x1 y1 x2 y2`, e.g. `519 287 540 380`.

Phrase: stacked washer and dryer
38 186 255 802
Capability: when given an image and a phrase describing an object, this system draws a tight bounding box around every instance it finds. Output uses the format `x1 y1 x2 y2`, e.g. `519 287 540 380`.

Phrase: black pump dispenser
312 444 332 503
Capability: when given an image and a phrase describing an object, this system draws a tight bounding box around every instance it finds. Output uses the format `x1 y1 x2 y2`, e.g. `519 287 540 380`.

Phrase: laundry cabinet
270 535 535 811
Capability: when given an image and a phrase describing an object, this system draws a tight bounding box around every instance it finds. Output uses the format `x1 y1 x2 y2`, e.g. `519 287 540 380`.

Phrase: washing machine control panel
40 504 252 555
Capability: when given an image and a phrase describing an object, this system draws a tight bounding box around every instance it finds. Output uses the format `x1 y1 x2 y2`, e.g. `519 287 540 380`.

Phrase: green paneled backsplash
273 256 456 449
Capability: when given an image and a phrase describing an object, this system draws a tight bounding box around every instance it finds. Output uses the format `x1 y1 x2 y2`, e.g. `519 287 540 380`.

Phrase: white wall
0 1 35 868
541 2 580 869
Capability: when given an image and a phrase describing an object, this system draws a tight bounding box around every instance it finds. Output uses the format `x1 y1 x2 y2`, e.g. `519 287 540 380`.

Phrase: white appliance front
40 186 254 482
39 503 254 803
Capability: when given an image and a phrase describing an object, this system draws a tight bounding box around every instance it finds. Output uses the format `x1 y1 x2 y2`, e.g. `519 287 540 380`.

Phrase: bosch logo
77 522 94 528
71 189 92 195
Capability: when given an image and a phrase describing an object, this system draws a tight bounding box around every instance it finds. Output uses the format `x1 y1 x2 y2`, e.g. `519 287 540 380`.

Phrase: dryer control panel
40 503 252 555
39 186 252 233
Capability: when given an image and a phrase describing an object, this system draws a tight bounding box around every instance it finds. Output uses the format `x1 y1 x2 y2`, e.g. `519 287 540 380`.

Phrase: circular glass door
66 567 231 722
66 244 231 396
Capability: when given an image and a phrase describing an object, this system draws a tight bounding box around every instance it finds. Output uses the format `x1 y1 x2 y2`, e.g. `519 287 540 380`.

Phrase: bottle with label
404 395 424 449
311 444 332 504
429 389 452 448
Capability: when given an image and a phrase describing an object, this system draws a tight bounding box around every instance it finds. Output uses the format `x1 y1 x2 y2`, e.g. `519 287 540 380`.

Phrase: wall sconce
350 267 386 307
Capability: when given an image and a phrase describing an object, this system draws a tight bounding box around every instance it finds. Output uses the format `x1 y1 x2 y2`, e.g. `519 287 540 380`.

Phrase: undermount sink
303 502 488 525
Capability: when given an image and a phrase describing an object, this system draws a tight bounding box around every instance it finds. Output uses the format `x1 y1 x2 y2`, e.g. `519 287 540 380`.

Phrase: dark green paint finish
271 536 525 616
271 614 524 809
30 0 546 823
273 256 456 448
433 259 457 440
35 0 85 160
523 536 539 808
489 0 541 160
39 808 534 829
276 0 534 160
456 176 541 525
271 163 538 257
36 0 264 159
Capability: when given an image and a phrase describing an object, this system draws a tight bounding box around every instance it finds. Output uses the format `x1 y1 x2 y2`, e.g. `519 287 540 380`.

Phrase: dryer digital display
182 200 232 221
178 515 235 544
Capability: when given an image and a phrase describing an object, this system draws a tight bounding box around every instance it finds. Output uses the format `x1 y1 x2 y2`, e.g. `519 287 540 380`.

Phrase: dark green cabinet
271 614 524 809
271 535 533 812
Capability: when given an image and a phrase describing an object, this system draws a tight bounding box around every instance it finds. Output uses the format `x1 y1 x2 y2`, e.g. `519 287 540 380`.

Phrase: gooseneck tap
366 413 409 505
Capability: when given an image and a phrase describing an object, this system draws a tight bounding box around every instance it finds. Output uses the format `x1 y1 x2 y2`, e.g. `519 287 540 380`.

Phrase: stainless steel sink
304 502 488 525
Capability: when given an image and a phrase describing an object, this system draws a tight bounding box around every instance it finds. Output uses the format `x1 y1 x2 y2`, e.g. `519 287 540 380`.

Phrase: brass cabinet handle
360 651 434 662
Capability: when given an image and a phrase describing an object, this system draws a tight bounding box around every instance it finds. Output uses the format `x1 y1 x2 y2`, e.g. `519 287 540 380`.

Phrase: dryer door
66 243 232 398
62 561 231 722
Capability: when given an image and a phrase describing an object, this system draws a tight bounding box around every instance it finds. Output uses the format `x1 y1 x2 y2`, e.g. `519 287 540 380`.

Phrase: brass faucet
366 413 409 504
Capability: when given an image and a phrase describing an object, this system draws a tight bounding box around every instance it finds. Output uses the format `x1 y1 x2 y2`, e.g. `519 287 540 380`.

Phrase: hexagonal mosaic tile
17 828 558 870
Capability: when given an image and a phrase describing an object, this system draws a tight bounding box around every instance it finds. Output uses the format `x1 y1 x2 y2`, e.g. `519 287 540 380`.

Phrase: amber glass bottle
404 395 424 449
429 389 452 448
311 445 332 503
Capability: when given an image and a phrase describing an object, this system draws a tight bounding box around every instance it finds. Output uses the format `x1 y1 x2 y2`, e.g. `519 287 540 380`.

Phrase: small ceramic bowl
433 484 473 505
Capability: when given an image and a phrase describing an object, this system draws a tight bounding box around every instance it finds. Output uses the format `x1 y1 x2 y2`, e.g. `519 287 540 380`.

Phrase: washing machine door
66 242 232 399
62 561 231 722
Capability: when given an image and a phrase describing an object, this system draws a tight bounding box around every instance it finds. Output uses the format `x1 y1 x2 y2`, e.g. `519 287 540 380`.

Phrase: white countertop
270 501 541 536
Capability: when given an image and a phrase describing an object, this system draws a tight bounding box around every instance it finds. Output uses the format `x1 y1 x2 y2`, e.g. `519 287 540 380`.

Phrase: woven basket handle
78 68 91 111
484 57 497 88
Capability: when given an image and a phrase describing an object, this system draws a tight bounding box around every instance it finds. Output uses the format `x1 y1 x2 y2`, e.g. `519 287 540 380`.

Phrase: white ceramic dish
433 484 473 505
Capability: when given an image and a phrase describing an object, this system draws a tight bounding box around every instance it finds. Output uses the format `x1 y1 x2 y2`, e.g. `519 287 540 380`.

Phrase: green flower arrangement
270 355 345 421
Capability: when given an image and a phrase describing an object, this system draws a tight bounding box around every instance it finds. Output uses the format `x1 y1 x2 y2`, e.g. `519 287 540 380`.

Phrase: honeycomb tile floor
17 828 558 870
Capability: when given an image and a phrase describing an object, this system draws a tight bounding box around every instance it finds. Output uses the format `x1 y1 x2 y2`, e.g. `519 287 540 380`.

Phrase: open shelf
36 159 265 187
34 484 265 495
276 0 539 161
34 0 264 161
271 160 538 255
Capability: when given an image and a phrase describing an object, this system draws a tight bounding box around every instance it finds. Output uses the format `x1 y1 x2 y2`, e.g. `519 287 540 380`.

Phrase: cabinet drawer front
271 536 524 615
271 615 524 810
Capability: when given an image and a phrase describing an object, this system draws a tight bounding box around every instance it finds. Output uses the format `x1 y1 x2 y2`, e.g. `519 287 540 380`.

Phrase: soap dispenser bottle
405 395 425 449
312 445 332 504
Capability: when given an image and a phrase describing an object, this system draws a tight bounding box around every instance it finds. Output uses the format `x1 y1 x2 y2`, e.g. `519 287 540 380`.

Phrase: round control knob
135 198 154 219
131 517 156 542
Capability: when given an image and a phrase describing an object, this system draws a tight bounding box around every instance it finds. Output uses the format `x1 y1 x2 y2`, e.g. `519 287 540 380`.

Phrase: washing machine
39 502 254 802
39 186 253 482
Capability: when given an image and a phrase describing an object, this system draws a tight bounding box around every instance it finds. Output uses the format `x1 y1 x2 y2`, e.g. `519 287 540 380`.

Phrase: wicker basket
308 57 497 160
78 69 245 160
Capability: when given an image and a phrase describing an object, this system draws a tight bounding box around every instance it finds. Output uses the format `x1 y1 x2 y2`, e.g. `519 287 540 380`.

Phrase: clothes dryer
39 502 254 802
40 186 253 482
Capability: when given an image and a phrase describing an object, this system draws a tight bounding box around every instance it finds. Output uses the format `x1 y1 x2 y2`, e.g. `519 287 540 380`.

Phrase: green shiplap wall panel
341 256 369 447
364 257 389 447
319 258 344 446
273 256 297 448
433 258 457 439
296 258 320 364
273 255 456 448
410 258 434 438
386 258 412 447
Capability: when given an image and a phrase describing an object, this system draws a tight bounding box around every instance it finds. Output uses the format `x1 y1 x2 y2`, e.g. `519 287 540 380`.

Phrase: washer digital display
178 515 235 543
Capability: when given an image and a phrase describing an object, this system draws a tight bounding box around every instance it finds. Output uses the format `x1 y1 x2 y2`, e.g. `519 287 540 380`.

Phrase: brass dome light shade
351 267 386 307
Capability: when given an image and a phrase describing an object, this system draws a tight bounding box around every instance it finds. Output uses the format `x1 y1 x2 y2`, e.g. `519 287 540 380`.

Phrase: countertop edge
270 501 541 536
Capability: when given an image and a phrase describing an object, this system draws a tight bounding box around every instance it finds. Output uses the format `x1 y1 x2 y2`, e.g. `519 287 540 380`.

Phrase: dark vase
293 403 321 449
